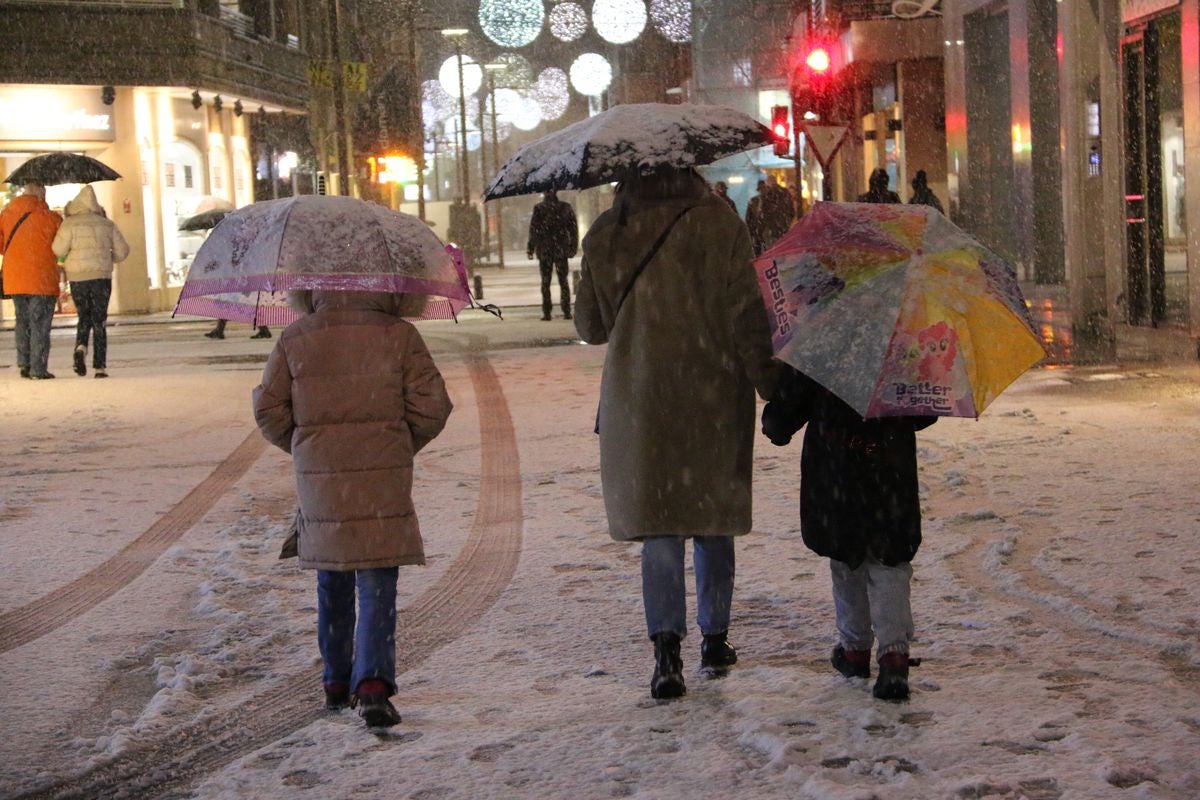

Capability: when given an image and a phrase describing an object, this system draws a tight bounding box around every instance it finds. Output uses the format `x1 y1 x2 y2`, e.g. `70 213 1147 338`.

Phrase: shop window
165 162 176 188
184 165 194 189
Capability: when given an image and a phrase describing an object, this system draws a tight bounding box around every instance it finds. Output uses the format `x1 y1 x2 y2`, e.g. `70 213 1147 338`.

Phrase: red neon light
1124 194 1145 201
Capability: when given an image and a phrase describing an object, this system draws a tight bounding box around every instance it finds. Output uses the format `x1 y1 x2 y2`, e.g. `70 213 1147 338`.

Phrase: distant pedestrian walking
204 319 272 340
526 189 578 321
575 167 780 700
52 185 129 378
253 290 453 729
713 180 737 212
758 177 795 251
1 181 63 380
745 180 767 254
761 368 936 701
858 168 902 204
908 170 945 215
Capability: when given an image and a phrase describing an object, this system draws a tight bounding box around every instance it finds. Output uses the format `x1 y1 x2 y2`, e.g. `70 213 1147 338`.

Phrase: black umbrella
4 153 121 186
483 103 780 201
178 209 231 232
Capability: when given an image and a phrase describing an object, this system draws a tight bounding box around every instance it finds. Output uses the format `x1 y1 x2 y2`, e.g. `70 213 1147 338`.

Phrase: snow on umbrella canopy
174 195 470 325
4 152 121 186
483 103 777 200
754 201 1046 419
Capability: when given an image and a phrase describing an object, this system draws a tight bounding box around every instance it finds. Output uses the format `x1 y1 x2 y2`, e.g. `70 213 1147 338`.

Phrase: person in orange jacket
1 182 63 379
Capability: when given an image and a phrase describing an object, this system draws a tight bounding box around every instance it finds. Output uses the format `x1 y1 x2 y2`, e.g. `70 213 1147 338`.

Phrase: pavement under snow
1 312 1198 800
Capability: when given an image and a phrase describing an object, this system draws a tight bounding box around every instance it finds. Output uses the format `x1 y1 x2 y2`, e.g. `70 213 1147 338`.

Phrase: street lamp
441 28 471 201
484 62 507 269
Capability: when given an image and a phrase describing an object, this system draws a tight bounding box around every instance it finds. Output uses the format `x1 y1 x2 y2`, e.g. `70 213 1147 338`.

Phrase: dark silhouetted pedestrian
526 189 578 321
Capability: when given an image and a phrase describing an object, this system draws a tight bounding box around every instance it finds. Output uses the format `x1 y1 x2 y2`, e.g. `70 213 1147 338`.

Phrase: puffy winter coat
52 185 130 282
252 290 453 570
0 193 62 296
762 368 936 568
574 169 780 542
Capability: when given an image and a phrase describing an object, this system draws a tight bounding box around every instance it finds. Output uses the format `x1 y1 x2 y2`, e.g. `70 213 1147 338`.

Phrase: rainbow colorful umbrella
754 202 1046 418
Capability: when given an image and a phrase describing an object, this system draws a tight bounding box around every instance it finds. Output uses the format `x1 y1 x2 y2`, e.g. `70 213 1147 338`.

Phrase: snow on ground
1 315 1199 799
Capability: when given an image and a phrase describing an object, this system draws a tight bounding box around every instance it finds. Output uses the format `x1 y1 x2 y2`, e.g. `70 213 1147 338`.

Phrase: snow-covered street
1 314 1198 799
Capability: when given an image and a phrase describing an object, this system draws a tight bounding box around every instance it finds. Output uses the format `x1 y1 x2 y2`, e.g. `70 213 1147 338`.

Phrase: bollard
572 269 581 296
474 274 483 300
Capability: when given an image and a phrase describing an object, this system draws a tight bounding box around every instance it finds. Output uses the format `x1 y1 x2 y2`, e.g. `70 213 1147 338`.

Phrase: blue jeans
316 567 398 694
13 294 57 376
641 536 735 639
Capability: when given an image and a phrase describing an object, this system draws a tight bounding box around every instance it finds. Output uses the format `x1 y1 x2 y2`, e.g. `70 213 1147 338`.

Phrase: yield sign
802 124 849 167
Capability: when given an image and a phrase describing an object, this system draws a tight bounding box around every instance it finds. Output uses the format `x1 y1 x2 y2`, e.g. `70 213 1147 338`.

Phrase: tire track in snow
0 431 268 655
15 350 524 800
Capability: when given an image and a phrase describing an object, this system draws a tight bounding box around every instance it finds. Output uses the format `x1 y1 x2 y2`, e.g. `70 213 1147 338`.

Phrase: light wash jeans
642 536 735 639
829 557 914 657
13 294 57 376
316 567 398 694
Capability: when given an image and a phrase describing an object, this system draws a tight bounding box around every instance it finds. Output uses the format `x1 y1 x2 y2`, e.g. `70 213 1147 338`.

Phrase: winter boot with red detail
323 681 350 710
831 645 871 679
354 679 401 728
873 652 912 701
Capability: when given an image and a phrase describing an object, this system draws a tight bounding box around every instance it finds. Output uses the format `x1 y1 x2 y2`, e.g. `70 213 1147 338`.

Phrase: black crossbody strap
613 205 693 318
1 211 33 255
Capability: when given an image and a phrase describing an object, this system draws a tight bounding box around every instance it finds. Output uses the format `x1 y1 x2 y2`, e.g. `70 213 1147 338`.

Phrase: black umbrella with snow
482 103 780 201
4 153 121 186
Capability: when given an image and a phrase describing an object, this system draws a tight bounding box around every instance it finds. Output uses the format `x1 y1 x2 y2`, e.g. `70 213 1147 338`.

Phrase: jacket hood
613 168 709 224
64 185 103 217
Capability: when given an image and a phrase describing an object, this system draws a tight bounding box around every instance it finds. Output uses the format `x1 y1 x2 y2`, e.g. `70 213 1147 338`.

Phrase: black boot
323 681 350 710
205 320 227 339
831 645 871 679
353 679 401 728
250 326 272 339
872 652 912 701
650 632 686 700
700 632 738 673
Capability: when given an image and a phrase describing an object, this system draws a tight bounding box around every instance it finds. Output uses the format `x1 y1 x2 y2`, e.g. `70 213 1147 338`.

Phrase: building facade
1 0 313 317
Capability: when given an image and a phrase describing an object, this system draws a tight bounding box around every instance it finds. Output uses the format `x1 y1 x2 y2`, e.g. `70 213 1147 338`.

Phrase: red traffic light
805 47 832 74
771 105 790 156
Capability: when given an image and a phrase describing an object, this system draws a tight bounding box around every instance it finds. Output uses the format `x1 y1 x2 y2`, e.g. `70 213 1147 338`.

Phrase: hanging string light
592 0 646 45
649 0 691 43
549 2 588 42
569 52 613 96
478 0 545 48
533 67 570 120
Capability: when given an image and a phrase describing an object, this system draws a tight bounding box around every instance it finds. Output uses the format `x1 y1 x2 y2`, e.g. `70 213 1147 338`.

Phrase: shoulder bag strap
612 205 693 319
1 211 33 256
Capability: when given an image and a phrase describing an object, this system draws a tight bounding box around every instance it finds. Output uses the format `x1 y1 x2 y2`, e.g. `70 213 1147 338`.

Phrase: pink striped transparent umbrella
174 195 471 326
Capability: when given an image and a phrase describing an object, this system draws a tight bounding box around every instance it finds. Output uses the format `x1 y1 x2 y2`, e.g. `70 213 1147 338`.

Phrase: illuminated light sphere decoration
421 80 456 131
494 87 540 131
533 67 569 120
438 54 483 98
592 0 646 45
649 0 691 43
569 53 613 96
549 2 588 42
492 52 535 91
478 0 545 48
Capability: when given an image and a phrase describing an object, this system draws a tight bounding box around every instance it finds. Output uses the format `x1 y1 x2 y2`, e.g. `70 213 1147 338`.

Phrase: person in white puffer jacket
52 185 129 378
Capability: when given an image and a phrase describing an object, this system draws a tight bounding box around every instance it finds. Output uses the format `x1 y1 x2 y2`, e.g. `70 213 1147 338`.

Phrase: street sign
802 124 849 168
